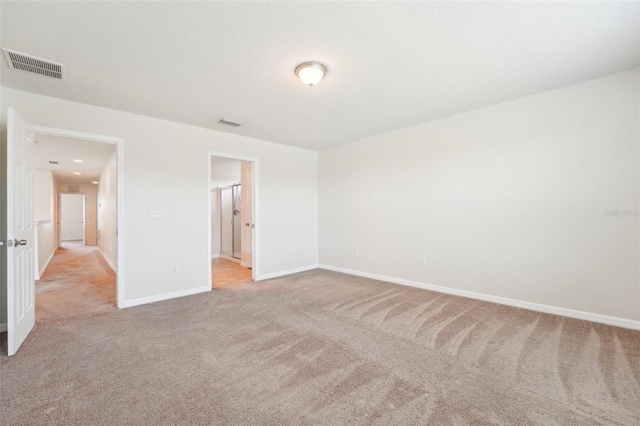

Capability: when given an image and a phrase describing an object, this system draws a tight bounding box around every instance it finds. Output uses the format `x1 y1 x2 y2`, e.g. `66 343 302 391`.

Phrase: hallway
36 241 116 324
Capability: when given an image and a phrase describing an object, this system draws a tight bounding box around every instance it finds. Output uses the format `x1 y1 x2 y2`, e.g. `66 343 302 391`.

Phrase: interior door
240 162 253 269
5 107 35 356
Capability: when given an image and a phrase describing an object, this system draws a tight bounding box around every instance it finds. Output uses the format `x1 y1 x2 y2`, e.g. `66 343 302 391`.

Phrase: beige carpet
1 246 639 425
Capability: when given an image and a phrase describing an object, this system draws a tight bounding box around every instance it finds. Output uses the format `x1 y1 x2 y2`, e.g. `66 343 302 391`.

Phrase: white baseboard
120 285 210 309
211 253 220 259
38 251 55 279
98 248 117 273
256 264 320 281
0 323 7 333
318 264 640 331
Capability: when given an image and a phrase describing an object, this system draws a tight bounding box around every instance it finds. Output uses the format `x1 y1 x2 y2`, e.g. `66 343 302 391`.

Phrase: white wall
319 69 639 323
98 152 117 269
0 88 319 309
60 194 85 241
34 170 54 222
34 170 56 276
211 157 241 188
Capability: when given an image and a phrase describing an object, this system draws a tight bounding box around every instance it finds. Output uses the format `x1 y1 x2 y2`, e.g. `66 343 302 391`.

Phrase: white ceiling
34 134 115 184
1 2 638 150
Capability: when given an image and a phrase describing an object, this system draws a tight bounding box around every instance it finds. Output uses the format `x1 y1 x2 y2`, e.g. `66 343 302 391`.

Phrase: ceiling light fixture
73 159 83 163
73 172 81 175
295 62 327 87
92 181 99 184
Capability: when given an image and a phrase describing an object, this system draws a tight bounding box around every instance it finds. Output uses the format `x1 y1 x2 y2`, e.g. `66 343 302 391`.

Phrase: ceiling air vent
218 117 244 127
2 48 64 80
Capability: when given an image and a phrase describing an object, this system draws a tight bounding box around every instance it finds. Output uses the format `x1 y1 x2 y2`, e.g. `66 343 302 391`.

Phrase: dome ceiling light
295 62 327 87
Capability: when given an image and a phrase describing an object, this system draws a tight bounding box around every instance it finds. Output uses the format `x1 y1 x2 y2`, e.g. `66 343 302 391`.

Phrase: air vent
48 160 59 164
218 117 244 127
68 186 79 193
2 48 64 80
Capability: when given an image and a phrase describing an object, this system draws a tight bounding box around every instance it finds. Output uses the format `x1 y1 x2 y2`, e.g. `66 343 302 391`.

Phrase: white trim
255 264 319 281
211 253 220 259
219 255 241 264
34 126 122 144
0 323 6 333
98 247 117 273
33 125 125 308
38 251 55 278
318 265 640 331
120 285 210 309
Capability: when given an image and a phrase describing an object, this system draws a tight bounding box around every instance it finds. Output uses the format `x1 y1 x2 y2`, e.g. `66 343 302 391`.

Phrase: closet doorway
209 154 257 288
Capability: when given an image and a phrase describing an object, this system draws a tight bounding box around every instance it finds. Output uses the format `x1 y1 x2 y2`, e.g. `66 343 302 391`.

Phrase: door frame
57 192 87 247
34 125 125 308
207 152 258 284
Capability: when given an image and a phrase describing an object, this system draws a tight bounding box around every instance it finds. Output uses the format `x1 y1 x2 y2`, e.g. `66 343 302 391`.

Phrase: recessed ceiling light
73 172 81 175
92 181 99 184
295 62 327 87
73 159 83 163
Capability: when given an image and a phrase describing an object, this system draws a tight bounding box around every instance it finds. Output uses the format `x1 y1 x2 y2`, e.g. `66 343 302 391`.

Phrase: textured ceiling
1 1 638 150
34 134 115 184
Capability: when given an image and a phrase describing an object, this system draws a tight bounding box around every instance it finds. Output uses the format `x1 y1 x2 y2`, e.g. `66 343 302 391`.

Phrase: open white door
4 107 35 356
240 161 253 269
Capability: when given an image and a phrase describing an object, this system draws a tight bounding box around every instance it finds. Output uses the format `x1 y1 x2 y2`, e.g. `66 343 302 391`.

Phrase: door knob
14 239 27 246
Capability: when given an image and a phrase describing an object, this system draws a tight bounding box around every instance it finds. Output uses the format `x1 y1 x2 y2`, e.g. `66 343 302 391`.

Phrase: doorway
59 193 86 246
33 133 119 312
31 127 124 309
209 153 257 288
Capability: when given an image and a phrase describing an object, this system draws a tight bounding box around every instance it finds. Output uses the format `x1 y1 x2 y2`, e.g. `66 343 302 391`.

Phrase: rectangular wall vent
68 186 80 193
218 117 244 127
2 48 64 80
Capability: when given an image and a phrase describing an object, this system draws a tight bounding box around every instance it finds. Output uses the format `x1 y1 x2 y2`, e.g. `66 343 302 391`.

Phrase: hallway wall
34 170 56 277
98 152 117 270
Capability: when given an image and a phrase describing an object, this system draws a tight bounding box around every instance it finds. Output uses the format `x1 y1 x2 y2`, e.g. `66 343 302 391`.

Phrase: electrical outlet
356 250 360 258
149 209 161 220
419 257 426 267
172 266 179 273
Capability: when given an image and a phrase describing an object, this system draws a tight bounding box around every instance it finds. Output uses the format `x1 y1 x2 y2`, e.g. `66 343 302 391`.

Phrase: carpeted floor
1 245 639 425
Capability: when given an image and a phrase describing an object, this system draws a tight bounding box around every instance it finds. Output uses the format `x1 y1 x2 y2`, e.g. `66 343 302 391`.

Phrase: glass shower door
220 187 233 257
232 185 242 259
